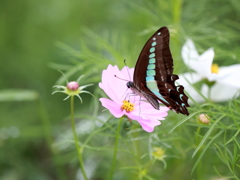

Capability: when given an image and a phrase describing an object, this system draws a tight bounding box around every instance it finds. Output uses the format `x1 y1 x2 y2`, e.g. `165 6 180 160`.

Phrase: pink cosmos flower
99 64 169 132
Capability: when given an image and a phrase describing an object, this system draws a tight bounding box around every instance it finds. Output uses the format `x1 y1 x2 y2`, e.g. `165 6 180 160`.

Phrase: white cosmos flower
178 39 240 103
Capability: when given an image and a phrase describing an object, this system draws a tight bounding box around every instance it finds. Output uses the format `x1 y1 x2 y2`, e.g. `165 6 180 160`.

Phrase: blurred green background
1 0 240 179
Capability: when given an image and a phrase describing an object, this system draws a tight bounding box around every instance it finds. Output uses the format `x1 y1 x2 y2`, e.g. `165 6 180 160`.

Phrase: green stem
195 126 202 180
109 117 123 180
171 0 182 25
208 86 212 100
70 96 88 180
195 126 201 146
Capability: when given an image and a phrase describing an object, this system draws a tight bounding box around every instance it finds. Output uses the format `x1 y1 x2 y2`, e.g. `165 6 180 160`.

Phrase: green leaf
192 115 225 158
0 89 39 102
169 112 198 133
191 130 224 174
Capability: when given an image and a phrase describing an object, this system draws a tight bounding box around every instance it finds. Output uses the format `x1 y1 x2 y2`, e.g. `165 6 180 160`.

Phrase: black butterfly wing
133 27 190 115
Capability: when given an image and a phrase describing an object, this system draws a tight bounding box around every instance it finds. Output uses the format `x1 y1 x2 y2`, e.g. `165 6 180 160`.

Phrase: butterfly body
128 27 190 115
127 81 160 110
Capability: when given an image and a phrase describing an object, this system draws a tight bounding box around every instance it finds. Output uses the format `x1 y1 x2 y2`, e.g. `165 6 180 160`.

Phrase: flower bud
152 147 165 160
53 74 93 101
198 114 210 124
67 81 79 91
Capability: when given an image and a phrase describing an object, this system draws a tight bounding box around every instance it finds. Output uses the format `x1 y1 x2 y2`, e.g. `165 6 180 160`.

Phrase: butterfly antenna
124 59 132 81
114 75 128 81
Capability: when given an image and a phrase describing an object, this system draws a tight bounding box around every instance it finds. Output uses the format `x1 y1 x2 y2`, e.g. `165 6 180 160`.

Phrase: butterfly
127 27 190 115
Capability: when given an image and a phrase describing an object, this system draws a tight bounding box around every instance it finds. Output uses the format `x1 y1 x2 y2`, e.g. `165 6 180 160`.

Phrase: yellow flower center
121 100 134 112
211 63 219 74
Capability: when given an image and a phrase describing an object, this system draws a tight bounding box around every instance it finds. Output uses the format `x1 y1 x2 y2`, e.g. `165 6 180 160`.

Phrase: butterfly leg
138 96 142 116
126 93 138 103
128 93 144 116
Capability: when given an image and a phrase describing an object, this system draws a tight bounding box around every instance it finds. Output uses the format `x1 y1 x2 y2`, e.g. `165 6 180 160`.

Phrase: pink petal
121 66 134 81
99 65 132 103
137 119 160 132
127 113 160 132
133 101 169 120
99 98 124 118
99 82 122 104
